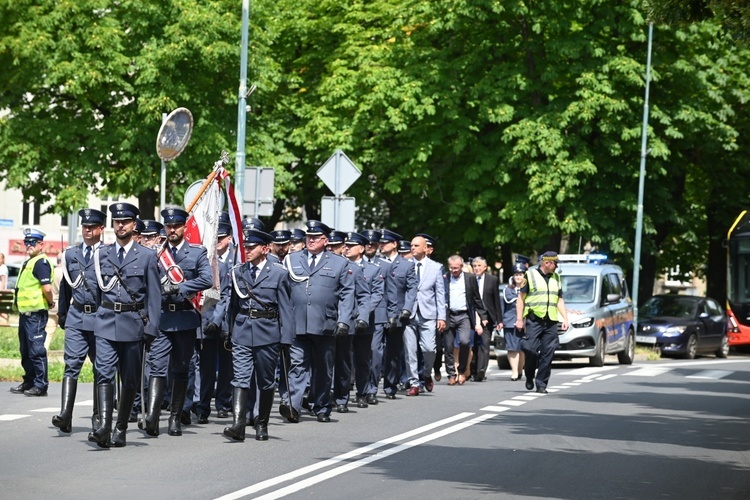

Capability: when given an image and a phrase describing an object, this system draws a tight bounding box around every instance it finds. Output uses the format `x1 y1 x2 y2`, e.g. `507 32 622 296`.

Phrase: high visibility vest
523 267 561 321
15 253 54 312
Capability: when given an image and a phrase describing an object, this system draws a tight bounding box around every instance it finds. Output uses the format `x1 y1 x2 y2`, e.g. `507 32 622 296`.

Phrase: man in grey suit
88 202 162 448
284 220 355 422
403 235 446 396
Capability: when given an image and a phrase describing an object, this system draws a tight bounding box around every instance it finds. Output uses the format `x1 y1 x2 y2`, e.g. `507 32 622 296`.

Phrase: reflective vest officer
11 228 55 397
514 251 569 394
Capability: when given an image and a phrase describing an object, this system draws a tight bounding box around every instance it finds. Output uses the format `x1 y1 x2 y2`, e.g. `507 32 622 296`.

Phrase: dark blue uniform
382 253 417 396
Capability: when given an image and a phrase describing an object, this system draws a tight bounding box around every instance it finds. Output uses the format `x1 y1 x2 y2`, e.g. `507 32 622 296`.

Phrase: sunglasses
23 240 39 247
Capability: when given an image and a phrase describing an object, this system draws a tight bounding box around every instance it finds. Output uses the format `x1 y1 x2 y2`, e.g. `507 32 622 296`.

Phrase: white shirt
449 272 467 311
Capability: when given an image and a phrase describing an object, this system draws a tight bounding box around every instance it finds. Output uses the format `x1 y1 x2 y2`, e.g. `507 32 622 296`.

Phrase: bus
727 211 750 345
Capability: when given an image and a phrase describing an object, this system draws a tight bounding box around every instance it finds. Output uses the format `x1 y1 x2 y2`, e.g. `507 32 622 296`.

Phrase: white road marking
562 382 582 386
511 395 539 401
480 405 512 412
213 412 476 500
31 407 59 413
597 374 618 381
250 414 498 500
557 366 619 376
496 400 526 407
625 367 671 377
0 414 30 421
686 370 733 380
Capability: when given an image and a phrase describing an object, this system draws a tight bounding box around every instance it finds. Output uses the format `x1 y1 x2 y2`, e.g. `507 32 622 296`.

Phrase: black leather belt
240 308 279 319
450 309 468 315
101 300 145 312
164 301 193 312
72 300 98 314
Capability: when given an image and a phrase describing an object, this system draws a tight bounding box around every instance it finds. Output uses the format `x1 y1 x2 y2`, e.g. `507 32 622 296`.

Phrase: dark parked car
6 263 21 290
635 294 728 359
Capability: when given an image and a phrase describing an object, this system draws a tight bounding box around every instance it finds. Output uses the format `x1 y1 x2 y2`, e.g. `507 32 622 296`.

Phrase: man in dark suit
88 202 162 448
471 257 502 381
53 208 105 434
222 228 294 441
142 208 213 438
443 255 487 385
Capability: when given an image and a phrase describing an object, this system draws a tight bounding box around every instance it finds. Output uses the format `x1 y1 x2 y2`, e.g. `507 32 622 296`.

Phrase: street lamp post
235 0 250 209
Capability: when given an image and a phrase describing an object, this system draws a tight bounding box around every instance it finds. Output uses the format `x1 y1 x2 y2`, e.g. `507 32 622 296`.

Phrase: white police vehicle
495 254 635 368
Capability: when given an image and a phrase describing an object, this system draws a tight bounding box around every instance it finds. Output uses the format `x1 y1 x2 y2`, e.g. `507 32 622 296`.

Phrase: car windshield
640 296 696 318
561 276 596 304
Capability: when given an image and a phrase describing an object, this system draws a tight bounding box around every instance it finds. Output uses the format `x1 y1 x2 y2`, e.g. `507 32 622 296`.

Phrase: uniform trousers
94 338 142 390
443 311 471 377
333 334 353 406
232 343 280 391
403 310 437 386
352 333 373 398
522 317 560 390
63 326 97 379
196 336 233 415
18 311 49 390
382 326 404 396
289 335 334 416
148 329 195 382
366 324 386 396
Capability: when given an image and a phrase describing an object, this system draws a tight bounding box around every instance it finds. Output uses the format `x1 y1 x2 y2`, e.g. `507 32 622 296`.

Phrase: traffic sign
321 196 356 231
317 150 361 196
244 167 275 216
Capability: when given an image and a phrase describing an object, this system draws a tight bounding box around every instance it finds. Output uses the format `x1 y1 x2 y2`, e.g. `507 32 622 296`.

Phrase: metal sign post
317 149 361 229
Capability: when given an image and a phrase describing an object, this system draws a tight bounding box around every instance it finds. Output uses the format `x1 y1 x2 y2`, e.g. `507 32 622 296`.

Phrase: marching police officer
284 220 354 422
270 230 292 262
343 232 384 409
142 208 213 437
88 202 161 448
197 212 235 423
53 208 105 434
222 229 294 441
361 230 388 405
289 228 306 253
378 229 417 399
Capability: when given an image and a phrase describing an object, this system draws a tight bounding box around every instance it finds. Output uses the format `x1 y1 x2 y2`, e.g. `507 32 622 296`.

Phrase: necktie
310 254 317 272
84 246 91 264
416 262 422 283
250 265 258 283
171 246 178 260
117 247 124 263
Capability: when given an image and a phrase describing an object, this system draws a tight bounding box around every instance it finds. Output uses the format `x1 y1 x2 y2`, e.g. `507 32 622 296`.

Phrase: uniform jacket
500 284 520 326
477 272 502 326
286 249 355 336
367 256 388 325
202 246 236 334
345 260 369 331
95 243 162 341
411 257 446 321
383 254 417 320
58 243 101 332
159 243 213 332
224 259 294 347
443 271 488 329
358 259 385 327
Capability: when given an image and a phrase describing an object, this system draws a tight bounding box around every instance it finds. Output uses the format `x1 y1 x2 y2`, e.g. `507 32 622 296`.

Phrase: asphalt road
2 355 749 500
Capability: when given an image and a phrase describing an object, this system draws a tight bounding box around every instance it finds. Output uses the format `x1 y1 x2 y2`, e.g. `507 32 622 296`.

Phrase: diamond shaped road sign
316 149 361 196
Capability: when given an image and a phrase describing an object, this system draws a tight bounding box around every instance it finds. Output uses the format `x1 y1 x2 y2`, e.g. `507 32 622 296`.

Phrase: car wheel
716 335 729 358
617 329 635 365
683 333 698 360
589 331 605 367
497 356 510 370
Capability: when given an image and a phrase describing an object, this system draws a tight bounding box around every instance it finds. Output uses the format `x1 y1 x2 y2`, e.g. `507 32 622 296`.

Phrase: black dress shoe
356 397 368 409
525 379 534 391
279 404 300 423
216 409 230 418
197 414 209 424
316 414 331 423
10 383 31 394
24 386 47 397
180 410 191 426
385 394 396 400
336 404 349 414
366 394 379 405
536 388 548 394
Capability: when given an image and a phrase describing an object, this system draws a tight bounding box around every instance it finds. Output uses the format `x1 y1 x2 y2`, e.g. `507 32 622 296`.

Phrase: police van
495 254 635 368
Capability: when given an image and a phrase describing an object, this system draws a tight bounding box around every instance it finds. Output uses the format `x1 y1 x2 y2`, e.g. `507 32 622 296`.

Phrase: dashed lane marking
0 414 29 421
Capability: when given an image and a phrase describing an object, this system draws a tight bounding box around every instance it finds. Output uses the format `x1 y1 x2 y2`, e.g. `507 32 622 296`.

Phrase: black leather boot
91 383 101 432
144 377 166 437
112 387 136 447
87 384 113 448
223 387 247 441
52 376 77 433
255 389 274 441
168 380 188 437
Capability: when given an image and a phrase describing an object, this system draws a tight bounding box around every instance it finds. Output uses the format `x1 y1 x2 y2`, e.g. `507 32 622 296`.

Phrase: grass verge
635 345 661 361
